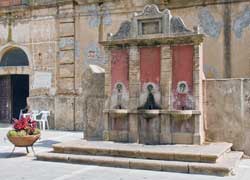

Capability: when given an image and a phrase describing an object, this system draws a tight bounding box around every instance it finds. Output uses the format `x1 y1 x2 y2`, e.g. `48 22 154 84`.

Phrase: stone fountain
101 4 204 145
36 5 243 176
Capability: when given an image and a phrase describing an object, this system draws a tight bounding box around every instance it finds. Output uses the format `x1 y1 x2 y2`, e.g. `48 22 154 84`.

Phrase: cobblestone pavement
0 123 250 180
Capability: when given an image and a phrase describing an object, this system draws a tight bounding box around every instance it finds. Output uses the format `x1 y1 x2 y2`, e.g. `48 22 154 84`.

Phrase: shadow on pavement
0 123 12 128
0 152 27 158
34 140 61 148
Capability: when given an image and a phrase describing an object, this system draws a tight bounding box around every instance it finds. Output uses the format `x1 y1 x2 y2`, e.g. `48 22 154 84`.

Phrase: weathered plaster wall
0 5 58 127
204 79 250 155
76 0 250 79
168 1 250 78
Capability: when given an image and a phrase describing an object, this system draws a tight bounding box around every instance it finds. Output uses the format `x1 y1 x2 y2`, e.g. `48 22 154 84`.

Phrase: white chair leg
42 121 45 131
39 122 42 130
46 121 50 130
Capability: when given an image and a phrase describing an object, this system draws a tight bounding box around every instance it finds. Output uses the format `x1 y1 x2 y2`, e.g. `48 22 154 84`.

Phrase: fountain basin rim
104 109 129 114
167 110 201 115
168 110 201 120
104 109 200 115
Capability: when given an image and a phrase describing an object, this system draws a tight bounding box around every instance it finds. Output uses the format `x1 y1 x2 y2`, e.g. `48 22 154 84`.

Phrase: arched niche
0 47 29 67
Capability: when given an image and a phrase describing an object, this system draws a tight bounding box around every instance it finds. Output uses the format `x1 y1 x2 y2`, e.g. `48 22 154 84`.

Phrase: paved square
0 124 250 180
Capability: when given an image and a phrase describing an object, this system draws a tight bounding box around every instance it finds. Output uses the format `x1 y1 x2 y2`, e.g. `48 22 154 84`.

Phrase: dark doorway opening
0 75 29 123
11 75 29 119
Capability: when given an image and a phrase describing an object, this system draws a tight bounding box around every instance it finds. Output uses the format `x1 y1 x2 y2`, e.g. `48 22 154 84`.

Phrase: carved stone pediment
171 17 190 33
109 21 131 40
109 4 193 40
136 4 162 17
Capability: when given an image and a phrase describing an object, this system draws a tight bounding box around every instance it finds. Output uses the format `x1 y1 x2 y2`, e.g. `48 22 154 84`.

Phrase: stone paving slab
37 151 243 176
1 126 248 180
53 140 232 163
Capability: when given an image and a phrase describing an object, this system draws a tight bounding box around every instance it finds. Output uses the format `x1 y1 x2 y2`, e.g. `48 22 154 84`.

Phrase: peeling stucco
198 7 222 38
203 64 219 78
83 4 112 28
59 37 74 49
233 7 250 39
83 42 105 67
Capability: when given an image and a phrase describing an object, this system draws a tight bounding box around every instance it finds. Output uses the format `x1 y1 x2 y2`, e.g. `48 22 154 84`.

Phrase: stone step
52 140 232 163
36 151 243 176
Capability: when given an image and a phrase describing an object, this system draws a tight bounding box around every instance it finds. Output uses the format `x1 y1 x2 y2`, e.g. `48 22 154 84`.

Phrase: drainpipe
98 2 104 42
7 13 12 42
223 2 232 78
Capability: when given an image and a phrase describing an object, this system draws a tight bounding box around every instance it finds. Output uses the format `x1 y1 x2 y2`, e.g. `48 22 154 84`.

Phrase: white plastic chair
22 113 32 118
30 110 39 121
31 110 39 116
34 111 50 131
19 107 29 119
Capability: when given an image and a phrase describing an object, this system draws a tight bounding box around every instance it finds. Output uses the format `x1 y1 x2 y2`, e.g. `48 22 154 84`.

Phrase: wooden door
0 76 11 123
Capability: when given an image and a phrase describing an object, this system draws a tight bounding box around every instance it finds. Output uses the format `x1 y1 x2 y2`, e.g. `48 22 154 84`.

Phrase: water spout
138 84 161 110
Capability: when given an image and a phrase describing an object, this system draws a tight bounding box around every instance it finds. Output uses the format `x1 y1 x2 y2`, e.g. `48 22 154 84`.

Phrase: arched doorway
0 48 29 123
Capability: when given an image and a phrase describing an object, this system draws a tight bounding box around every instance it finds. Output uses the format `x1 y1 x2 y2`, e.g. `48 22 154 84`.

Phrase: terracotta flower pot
7 134 41 147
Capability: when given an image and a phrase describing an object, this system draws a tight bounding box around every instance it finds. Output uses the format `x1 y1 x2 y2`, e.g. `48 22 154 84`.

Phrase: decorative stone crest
109 21 131 40
136 4 162 17
109 4 192 40
171 17 191 33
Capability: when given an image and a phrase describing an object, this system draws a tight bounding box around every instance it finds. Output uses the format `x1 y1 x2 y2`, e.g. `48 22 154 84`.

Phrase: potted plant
7 116 41 148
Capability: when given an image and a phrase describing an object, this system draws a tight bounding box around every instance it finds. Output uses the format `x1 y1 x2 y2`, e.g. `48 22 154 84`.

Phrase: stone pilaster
161 45 172 110
55 3 76 130
57 3 75 94
193 44 201 110
193 44 204 144
104 48 111 109
160 114 172 144
160 46 172 144
128 46 140 142
128 113 139 143
129 46 140 109
102 112 110 140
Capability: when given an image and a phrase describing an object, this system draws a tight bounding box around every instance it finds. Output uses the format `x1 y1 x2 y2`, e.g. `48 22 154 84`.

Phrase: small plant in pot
7 116 41 148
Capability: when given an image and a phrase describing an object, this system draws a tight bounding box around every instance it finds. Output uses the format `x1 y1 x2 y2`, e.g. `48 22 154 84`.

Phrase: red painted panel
111 49 129 90
140 47 161 85
0 0 21 7
172 45 194 110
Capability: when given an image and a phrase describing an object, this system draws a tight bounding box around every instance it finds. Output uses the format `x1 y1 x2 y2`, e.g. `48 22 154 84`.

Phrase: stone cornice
75 0 250 7
100 34 204 48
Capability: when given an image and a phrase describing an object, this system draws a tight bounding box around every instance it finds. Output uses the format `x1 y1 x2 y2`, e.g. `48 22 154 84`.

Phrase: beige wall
76 0 250 79
0 6 58 97
204 79 250 155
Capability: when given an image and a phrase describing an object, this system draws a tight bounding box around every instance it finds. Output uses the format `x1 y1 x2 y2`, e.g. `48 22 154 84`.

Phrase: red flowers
13 116 37 135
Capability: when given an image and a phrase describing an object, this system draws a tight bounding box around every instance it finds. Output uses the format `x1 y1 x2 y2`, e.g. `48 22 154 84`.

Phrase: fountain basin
104 109 128 118
168 110 200 120
137 110 160 120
